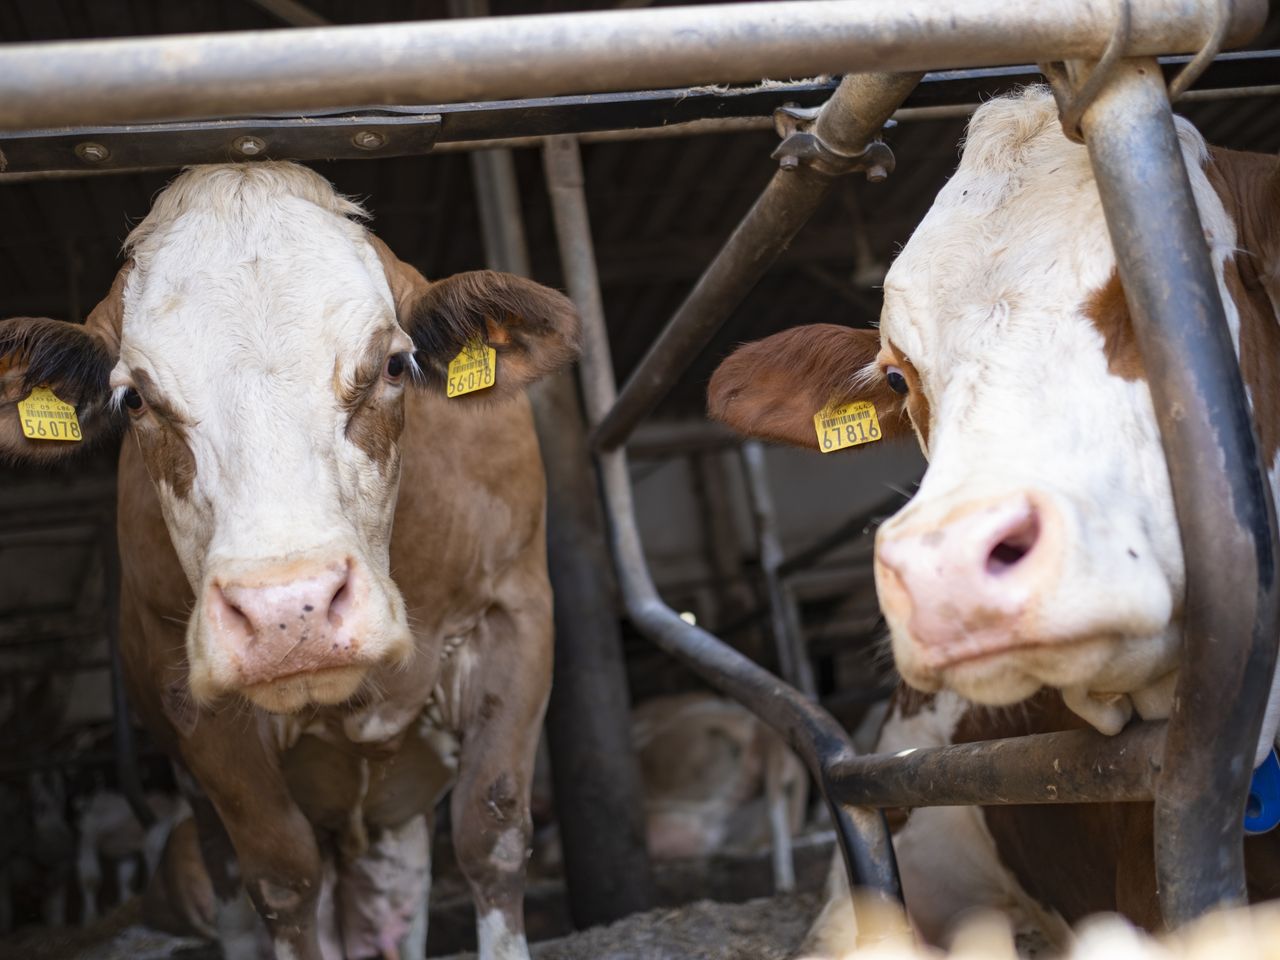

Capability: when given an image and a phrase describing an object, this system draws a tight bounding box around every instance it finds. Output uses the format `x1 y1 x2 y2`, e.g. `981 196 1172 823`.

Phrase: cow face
710 89 1271 734
0 163 579 715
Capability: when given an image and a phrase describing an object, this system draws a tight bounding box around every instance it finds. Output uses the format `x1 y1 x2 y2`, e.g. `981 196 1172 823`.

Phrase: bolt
865 164 889 183
234 135 266 157
75 142 110 163
778 154 800 171
352 130 386 151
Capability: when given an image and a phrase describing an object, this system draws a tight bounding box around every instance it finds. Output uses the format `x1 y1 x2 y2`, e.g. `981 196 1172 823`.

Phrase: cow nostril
985 510 1040 575
212 583 253 634
328 566 353 627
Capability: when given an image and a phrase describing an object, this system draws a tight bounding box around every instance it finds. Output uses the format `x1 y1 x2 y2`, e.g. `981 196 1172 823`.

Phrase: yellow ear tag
813 400 881 453
17 386 82 442
445 340 497 398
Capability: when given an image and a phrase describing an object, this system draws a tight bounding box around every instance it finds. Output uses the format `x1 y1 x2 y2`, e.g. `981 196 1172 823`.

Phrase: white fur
875 88 1245 728
477 908 531 960
111 163 415 705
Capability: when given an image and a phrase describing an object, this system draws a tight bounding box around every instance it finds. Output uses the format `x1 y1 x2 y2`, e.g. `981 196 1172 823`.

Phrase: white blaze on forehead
875 88 1246 709
113 163 406 580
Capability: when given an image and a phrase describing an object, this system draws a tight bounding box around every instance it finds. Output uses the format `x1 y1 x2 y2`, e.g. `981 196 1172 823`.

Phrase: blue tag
1245 748 1280 835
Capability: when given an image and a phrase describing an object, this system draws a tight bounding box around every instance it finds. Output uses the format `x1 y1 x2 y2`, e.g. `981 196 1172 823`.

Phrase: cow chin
242 665 370 714
893 626 1182 733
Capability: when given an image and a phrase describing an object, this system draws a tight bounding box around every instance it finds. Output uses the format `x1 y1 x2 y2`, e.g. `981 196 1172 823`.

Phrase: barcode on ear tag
17 386 82 442
446 340 497 398
813 400 881 453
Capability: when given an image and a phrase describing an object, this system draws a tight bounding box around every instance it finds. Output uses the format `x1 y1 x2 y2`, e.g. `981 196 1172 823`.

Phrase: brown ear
0 263 128 461
404 270 581 401
708 324 909 451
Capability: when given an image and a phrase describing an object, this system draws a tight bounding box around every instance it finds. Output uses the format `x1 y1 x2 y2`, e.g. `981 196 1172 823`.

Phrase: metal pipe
740 441 816 698
829 722 1165 809
1080 58 1280 924
591 71 922 450
0 0 1264 130
453 33 654 919
549 132 900 900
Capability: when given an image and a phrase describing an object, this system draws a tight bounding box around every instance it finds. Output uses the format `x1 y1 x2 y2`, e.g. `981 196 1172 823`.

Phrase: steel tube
740 441 816 698
1081 59 1280 924
0 0 1264 131
829 722 1165 809
536 135 657 926
591 71 922 450
551 130 899 899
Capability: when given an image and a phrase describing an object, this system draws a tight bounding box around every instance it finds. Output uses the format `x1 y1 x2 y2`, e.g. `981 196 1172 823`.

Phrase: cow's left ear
370 235 581 400
405 271 581 400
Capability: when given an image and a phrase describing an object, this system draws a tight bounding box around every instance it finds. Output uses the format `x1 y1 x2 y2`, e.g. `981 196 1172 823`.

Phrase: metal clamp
771 103 896 181
1042 0 1233 141
1169 0 1234 100
1039 0 1132 144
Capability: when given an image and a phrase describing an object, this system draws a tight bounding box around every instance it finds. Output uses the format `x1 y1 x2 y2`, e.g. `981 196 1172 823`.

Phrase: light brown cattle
0 162 579 960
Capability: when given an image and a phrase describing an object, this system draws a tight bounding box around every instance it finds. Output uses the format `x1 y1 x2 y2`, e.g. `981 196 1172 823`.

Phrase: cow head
0 163 579 714
710 89 1280 734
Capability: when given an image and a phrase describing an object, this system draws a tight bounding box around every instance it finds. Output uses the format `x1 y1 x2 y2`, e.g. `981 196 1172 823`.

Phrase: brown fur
128 369 197 499
708 324 910 451
883 339 932 449
1083 272 1146 382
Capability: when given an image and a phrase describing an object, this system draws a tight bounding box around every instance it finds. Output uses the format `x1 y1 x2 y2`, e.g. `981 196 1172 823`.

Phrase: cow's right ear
708 324 910 451
0 269 125 461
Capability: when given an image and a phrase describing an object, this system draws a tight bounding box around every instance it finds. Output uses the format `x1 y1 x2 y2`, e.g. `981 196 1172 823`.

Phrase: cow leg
179 724 325 960
450 605 550 960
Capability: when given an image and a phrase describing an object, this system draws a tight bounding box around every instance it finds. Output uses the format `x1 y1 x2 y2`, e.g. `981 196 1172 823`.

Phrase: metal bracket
771 104 895 181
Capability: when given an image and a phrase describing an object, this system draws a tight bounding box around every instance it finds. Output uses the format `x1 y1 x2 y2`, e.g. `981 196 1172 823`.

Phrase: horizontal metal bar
0 0 1265 130
828 721 1165 808
1 52 1275 177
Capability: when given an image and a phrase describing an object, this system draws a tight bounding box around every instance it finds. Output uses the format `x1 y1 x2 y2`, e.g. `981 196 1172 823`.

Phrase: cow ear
708 324 909 451
0 316 120 461
0 263 127 462
369 234 581 401
404 271 581 401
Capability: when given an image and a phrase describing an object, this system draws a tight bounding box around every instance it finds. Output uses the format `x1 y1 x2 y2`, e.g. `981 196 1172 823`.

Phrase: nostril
985 510 1041 575
327 562 353 628
211 583 253 635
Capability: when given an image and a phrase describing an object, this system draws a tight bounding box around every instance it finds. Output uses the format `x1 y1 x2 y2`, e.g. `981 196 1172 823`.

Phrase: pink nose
876 494 1051 667
205 559 364 687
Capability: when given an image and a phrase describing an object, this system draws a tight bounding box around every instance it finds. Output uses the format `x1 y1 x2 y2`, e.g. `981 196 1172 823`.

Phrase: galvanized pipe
1081 58 1280 924
547 131 900 899
829 722 1165 809
740 441 816 699
590 71 922 450
0 0 1264 130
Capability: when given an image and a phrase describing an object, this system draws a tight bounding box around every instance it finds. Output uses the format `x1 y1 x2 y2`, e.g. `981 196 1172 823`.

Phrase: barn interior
1 1 1279 957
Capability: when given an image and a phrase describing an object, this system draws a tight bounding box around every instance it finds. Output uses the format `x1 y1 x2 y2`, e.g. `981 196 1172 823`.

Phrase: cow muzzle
875 492 1060 680
193 553 409 712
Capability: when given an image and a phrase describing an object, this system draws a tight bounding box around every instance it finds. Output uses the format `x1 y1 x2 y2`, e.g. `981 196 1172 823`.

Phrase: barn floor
0 893 820 960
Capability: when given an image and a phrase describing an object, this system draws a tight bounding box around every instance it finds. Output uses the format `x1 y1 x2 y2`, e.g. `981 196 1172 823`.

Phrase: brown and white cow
709 88 1280 947
0 162 579 959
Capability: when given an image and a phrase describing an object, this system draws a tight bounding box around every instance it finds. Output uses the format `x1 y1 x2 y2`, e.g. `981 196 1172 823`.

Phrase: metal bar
103 519 155 828
829 722 1165 808
3 52 1278 178
740 441 816 699
549 127 900 901
591 71 923 450
1080 58 1280 924
0 0 1265 130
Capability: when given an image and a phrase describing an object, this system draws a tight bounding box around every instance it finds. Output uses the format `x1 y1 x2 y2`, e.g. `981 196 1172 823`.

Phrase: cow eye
885 366 909 395
122 387 145 413
384 353 408 383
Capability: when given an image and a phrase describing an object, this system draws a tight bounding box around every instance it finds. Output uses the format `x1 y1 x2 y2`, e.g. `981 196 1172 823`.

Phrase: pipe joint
771 103 896 181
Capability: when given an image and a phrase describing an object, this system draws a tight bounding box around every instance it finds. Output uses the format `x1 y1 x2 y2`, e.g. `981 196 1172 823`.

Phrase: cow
707 87 1280 947
0 162 580 960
